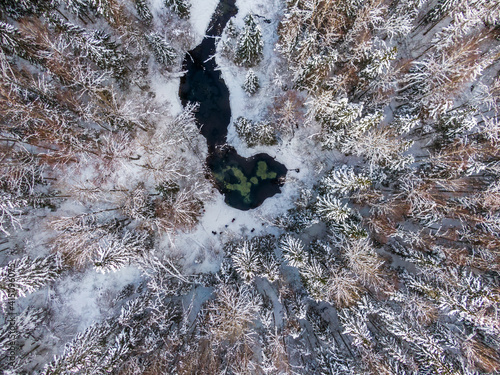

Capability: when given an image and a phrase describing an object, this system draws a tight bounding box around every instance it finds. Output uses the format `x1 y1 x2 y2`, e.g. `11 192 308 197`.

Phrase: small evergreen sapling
339 308 373 349
243 69 259 95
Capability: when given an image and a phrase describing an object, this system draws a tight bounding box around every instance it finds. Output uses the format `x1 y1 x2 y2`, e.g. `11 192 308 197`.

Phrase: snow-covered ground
1 0 335 366
28 0 299 341
171 0 329 275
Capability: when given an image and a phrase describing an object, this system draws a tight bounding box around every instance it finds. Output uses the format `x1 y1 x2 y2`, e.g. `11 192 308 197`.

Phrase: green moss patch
212 161 280 204
213 166 253 202
256 161 277 180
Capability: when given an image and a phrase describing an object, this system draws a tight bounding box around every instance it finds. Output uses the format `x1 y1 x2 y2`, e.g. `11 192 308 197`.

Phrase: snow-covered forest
1 0 500 373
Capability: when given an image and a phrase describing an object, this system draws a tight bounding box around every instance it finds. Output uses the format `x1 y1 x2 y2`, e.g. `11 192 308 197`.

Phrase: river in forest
179 0 287 210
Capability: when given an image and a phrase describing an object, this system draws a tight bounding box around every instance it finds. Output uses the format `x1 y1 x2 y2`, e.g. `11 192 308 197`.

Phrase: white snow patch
189 0 220 43
150 74 183 115
55 266 142 332
148 0 165 17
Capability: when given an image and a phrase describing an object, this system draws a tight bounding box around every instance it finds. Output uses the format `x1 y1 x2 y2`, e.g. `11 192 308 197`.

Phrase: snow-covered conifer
41 323 113 374
347 111 384 140
321 166 371 195
299 258 327 302
122 184 153 221
243 69 259 95
235 14 263 67
0 21 40 63
481 116 500 145
307 95 363 130
93 231 148 274
100 328 137 372
57 23 125 74
165 0 190 19
254 120 277 146
277 2 303 58
339 309 373 349
437 107 478 139
315 194 352 223
0 22 21 54
259 254 280 283
232 241 261 284
404 42 488 118
315 347 355 374
375 304 457 374
135 0 153 23
60 0 90 15
234 116 253 144
145 32 177 67
0 254 62 303
0 307 44 355
234 117 276 147
226 19 237 39
361 46 397 80
89 0 111 18
398 177 443 225
280 234 307 268
344 127 413 170
293 54 335 92
375 12 414 40
408 272 500 335
393 114 420 134
425 0 460 23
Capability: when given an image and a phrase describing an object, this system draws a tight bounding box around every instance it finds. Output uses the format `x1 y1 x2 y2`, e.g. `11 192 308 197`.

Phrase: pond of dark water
179 0 287 210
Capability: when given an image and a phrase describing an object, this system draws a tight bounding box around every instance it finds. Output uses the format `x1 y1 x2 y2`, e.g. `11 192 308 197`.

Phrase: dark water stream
179 0 287 210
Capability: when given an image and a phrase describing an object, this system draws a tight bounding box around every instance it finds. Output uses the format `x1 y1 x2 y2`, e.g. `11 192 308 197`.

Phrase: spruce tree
165 0 190 19
82 30 125 74
280 234 307 267
89 0 111 18
145 32 177 67
235 14 263 67
0 22 41 63
234 116 255 146
315 194 352 223
0 254 62 303
61 0 91 16
232 241 260 284
93 231 148 274
0 22 22 53
135 0 153 23
243 69 259 95
321 166 371 195
255 120 277 146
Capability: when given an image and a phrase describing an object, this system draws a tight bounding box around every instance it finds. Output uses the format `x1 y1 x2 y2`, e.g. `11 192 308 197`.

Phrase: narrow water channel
179 0 287 210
